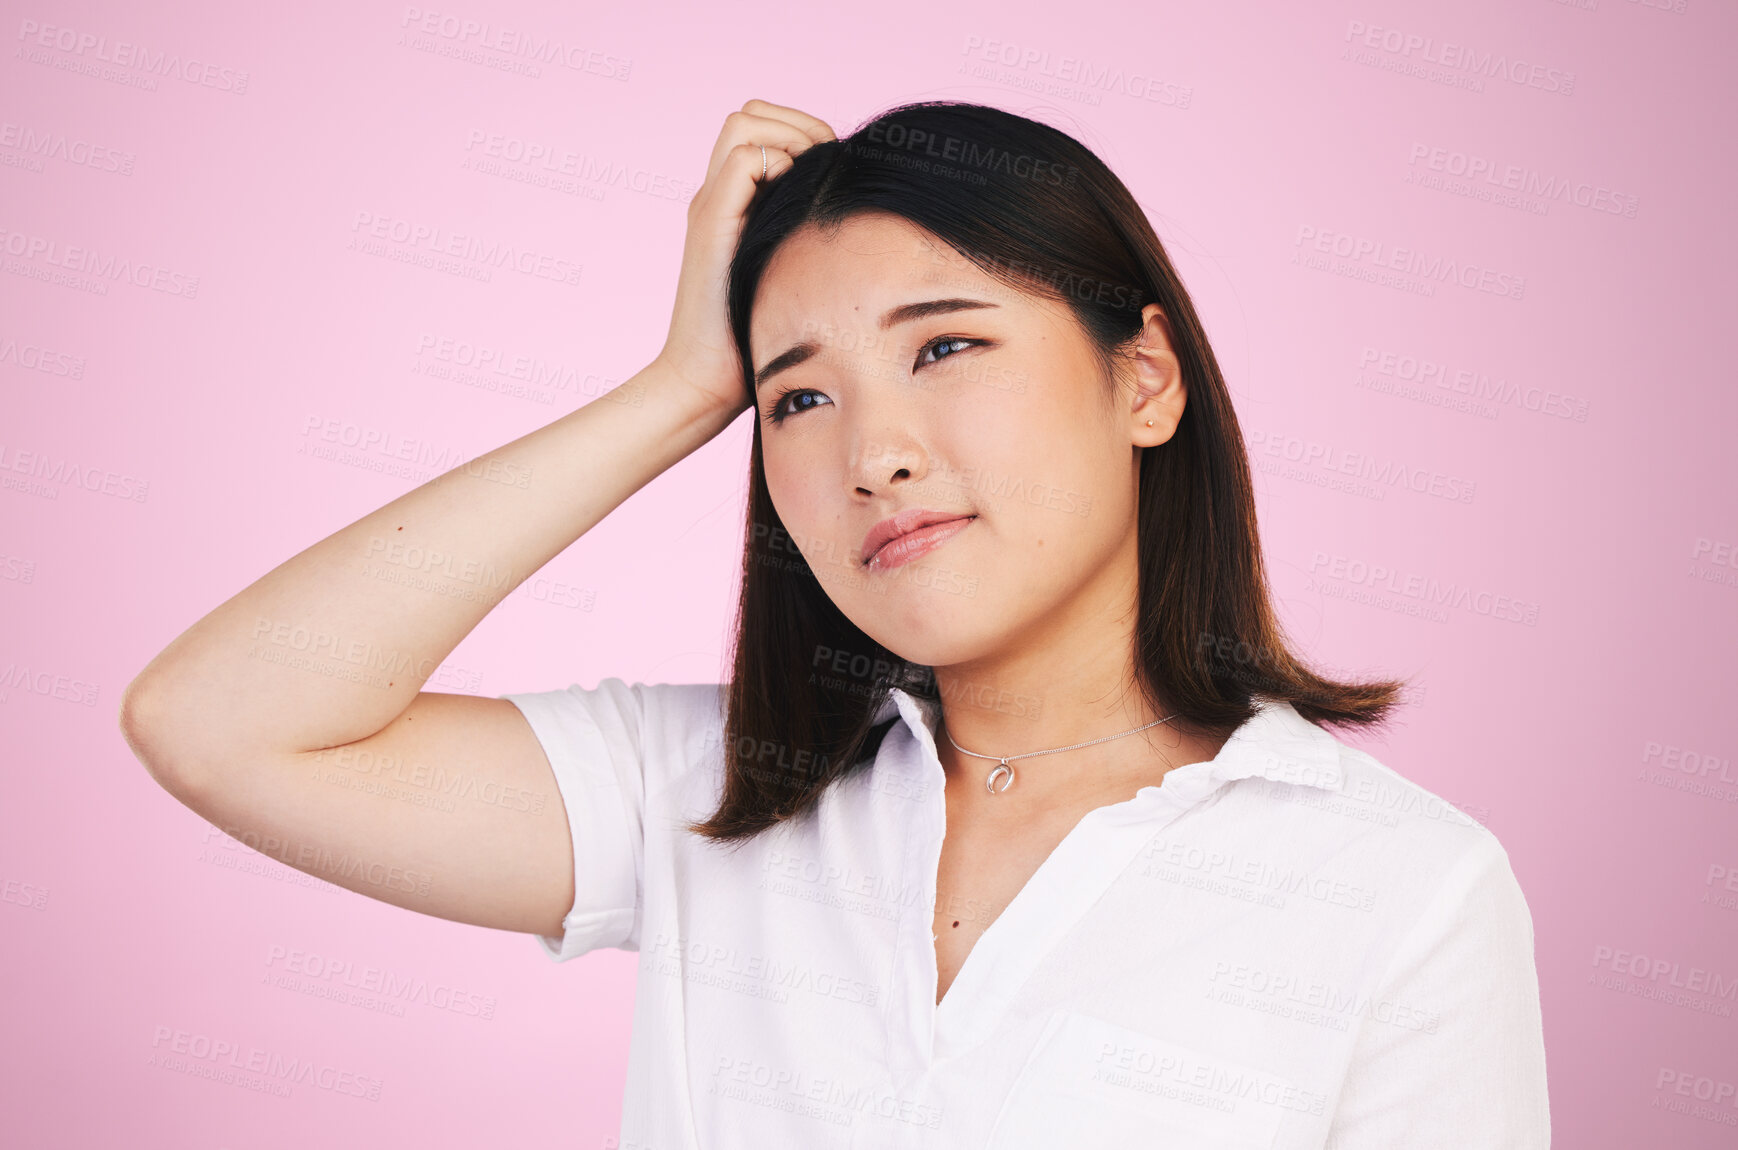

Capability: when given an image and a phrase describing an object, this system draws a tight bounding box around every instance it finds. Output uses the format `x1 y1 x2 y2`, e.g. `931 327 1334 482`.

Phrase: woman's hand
653 98 836 418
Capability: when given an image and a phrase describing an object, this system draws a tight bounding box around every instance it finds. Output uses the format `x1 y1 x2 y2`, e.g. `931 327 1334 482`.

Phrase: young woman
122 99 1549 1148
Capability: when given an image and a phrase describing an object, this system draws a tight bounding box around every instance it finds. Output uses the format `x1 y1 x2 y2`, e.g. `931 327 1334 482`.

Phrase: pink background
4 1 1735 1146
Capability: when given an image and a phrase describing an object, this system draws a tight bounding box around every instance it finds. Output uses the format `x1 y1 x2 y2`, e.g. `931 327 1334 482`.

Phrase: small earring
1145 419 1154 426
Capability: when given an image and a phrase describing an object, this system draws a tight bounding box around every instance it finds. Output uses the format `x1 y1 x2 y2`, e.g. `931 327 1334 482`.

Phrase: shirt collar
876 687 1344 793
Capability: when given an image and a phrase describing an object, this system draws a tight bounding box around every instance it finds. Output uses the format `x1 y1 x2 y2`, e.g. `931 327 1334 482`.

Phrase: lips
861 507 976 568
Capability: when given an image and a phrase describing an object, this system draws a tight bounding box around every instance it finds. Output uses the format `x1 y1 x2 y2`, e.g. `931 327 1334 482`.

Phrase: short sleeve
497 677 722 964
1324 833 1551 1148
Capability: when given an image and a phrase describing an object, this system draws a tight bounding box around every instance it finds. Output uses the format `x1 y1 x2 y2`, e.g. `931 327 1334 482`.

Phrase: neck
922 523 1225 799
934 676 1187 796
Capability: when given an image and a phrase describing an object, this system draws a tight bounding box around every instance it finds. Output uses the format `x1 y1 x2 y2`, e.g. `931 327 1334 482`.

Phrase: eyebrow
753 297 1001 390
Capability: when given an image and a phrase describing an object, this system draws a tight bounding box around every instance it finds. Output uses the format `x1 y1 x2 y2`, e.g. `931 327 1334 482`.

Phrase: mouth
861 509 977 571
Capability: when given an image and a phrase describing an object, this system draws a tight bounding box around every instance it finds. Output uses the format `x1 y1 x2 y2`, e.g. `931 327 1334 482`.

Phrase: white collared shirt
499 678 1550 1148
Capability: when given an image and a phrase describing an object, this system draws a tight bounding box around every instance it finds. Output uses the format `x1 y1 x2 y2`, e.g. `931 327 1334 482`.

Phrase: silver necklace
944 712 1180 795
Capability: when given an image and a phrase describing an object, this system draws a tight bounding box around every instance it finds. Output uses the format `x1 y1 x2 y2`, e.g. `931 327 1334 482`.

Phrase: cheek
762 467 799 540
763 449 837 556
764 445 818 509
960 390 1115 529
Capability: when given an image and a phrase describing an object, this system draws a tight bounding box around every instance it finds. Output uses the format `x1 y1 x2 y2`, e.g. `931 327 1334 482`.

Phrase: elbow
118 675 208 801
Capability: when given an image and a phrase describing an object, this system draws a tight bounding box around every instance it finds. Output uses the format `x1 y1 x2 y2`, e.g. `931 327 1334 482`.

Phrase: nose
851 432 927 496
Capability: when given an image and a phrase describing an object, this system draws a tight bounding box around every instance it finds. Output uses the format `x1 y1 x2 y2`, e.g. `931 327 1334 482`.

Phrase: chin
836 585 993 670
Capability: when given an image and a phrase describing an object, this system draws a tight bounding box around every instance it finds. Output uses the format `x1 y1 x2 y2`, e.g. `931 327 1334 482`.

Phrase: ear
1127 303 1186 447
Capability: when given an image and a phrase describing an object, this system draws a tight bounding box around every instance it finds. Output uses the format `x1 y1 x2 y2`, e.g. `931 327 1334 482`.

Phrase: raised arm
118 98 836 938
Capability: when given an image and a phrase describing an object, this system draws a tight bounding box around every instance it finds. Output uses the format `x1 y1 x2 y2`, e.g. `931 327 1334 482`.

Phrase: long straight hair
687 100 1408 844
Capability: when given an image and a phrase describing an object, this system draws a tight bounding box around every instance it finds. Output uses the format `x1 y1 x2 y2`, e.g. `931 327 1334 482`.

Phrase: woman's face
749 211 1175 671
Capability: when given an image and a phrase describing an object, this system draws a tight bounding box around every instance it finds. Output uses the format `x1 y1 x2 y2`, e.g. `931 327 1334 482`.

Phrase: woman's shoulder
1325 737 1494 841
1303 732 1531 924
1218 707 1519 901
497 676 728 793
1235 700 1500 856
537 676 725 724
574 677 727 752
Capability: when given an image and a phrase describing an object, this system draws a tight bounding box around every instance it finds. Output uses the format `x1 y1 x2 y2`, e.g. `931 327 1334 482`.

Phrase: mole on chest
930 829 1064 1004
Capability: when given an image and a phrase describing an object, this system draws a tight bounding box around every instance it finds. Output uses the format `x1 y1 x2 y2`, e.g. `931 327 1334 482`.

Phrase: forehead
750 212 1025 342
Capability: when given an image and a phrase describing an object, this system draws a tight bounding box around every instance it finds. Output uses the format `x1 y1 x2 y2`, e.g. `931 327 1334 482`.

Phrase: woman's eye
767 388 830 424
916 336 977 369
766 337 985 424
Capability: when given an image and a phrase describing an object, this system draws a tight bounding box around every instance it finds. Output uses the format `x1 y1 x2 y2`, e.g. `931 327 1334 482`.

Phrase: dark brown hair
687 100 1409 844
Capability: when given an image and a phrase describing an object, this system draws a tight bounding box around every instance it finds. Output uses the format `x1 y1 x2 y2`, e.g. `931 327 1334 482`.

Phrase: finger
740 98 837 144
695 143 797 227
702 111 823 190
